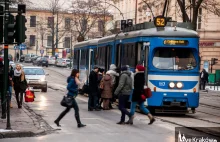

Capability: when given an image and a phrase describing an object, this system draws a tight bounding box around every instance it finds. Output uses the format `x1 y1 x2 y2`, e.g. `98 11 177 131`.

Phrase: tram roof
74 27 199 48
117 27 199 39
74 39 99 48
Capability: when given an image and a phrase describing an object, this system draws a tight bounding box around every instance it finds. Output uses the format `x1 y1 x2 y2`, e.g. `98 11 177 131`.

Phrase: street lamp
101 1 124 20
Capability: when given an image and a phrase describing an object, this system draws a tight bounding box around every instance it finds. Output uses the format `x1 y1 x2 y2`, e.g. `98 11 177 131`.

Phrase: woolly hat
0 57 3 62
136 65 145 71
94 66 99 69
121 66 128 71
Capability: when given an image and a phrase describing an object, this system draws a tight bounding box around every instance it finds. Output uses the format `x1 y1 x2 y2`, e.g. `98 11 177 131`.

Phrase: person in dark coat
88 66 100 111
8 65 14 108
200 69 209 90
16 53 19 62
127 65 155 125
54 69 86 128
13 64 27 108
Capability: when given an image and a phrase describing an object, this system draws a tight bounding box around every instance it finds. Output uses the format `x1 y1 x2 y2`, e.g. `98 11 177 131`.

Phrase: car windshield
153 48 197 70
24 68 45 75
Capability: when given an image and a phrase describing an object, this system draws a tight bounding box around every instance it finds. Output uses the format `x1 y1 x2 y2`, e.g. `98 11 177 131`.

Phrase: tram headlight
176 82 183 89
169 82 175 88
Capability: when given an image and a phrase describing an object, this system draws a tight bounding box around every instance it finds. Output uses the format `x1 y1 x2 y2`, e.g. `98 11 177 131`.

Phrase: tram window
153 48 197 70
73 50 79 69
97 47 105 69
80 50 86 67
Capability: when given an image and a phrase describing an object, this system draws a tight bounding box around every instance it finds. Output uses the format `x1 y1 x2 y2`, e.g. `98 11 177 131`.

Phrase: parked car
32 57 48 67
0 54 13 61
31 56 39 63
23 66 48 92
20 54 25 62
56 58 70 67
25 54 37 63
48 57 56 65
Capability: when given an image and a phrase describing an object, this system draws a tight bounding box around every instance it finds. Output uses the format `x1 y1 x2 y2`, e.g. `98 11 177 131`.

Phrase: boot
54 120 61 127
147 113 155 125
10 102 13 108
126 115 134 125
75 115 86 128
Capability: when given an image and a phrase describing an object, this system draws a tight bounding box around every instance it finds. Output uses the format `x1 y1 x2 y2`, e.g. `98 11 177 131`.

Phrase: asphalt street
1 64 220 142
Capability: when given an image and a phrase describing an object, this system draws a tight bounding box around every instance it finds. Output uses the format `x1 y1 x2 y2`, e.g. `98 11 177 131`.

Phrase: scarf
14 69 22 77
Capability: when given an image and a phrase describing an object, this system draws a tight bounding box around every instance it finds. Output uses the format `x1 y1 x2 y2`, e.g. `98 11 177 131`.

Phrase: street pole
56 11 58 51
1 0 9 120
70 31 72 69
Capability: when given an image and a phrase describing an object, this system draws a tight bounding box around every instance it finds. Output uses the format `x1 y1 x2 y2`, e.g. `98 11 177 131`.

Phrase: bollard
6 91 11 129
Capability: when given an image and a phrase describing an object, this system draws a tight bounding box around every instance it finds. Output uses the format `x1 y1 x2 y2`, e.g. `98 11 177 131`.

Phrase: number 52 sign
154 15 167 27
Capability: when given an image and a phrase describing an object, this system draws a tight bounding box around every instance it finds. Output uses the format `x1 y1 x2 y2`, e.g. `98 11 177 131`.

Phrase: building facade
7 8 113 57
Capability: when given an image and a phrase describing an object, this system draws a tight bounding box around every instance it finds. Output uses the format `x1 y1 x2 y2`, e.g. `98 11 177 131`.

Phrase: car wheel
42 87 47 92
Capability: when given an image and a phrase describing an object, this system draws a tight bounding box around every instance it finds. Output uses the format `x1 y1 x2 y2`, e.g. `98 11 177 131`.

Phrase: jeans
8 86 12 101
15 90 24 107
130 101 149 116
88 93 98 109
55 98 81 124
119 94 131 122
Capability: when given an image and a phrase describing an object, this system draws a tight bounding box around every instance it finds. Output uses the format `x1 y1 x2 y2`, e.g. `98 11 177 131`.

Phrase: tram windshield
153 48 197 70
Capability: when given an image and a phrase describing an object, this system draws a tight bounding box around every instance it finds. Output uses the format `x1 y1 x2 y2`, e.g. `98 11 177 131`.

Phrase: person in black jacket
88 66 100 111
200 69 209 90
8 65 14 108
127 65 155 125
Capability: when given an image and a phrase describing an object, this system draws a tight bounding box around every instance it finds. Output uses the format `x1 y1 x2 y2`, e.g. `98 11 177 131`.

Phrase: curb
0 129 46 139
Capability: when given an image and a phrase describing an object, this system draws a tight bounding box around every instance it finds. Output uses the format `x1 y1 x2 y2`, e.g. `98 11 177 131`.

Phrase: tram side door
116 44 123 68
105 45 112 71
87 48 94 83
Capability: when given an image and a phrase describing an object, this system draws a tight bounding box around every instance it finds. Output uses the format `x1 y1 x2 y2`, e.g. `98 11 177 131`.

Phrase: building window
98 20 104 32
197 8 202 30
47 36 52 47
30 16 36 27
63 37 70 48
65 18 71 29
48 17 54 28
30 35 35 46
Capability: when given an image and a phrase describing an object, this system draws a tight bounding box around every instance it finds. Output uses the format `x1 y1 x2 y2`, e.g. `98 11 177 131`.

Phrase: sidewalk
0 95 54 139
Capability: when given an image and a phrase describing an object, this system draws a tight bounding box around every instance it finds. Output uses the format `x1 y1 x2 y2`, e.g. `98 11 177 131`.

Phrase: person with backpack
200 69 209 90
114 66 133 124
13 64 27 108
54 69 86 128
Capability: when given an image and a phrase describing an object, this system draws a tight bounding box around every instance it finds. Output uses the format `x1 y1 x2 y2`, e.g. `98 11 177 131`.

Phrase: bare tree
142 0 220 31
69 0 104 42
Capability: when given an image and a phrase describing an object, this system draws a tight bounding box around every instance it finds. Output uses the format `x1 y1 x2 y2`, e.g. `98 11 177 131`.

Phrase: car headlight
176 82 183 89
40 77 46 82
169 82 175 88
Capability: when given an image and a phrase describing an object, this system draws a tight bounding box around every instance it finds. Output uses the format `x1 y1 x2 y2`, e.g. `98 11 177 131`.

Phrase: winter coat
106 64 119 86
132 71 145 102
114 71 132 96
13 71 27 92
89 70 98 93
101 74 112 99
200 70 208 82
67 76 78 97
8 68 14 87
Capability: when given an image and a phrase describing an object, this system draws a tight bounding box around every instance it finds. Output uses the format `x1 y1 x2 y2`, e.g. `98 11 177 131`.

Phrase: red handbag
144 88 152 98
25 88 35 102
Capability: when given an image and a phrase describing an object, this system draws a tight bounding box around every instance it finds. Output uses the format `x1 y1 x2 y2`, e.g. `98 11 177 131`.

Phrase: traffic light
4 13 15 44
15 14 27 43
127 19 133 27
121 20 127 31
211 58 218 65
0 6 3 43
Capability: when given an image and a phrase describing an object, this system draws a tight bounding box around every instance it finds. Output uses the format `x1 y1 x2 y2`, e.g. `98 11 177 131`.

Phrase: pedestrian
8 64 14 108
114 66 133 124
100 73 112 110
106 64 119 109
0 57 4 99
200 69 209 90
54 69 86 128
16 53 19 62
127 65 155 125
88 66 100 111
13 64 27 108
97 68 105 109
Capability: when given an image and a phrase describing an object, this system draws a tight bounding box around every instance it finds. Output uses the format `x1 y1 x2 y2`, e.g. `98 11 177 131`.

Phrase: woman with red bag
126 65 155 125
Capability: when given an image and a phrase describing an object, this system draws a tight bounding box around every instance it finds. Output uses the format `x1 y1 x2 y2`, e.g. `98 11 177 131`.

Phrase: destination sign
154 15 167 27
163 40 189 45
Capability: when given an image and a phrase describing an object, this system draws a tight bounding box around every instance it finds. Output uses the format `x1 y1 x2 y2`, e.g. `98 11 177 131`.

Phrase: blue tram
73 22 200 114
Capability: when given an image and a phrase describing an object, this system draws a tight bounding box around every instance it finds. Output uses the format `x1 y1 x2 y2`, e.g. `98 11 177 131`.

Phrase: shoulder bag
60 96 73 108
